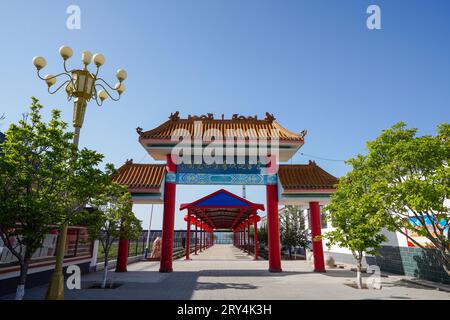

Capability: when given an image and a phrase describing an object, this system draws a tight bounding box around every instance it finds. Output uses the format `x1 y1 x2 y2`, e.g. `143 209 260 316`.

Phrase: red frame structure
180 189 264 261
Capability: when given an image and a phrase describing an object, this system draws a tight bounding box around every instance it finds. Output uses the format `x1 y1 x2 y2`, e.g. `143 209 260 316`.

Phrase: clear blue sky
1 1 449 230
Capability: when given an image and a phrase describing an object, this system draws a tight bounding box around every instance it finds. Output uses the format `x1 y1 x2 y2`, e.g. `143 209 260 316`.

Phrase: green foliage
84 182 142 264
362 122 450 274
326 121 450 276
0 98 76 267
257 223 268 245
325 159 387 260
0 97 109 297
279 206 310 251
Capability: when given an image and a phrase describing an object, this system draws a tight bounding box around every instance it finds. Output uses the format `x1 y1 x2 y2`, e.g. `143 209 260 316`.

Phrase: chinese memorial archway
113 112 338 273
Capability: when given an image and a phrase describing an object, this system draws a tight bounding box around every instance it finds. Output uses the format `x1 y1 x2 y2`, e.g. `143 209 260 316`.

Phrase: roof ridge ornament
231 114 258 120
299 129 307 139
136 126 143 136
169 111 180 121
264 112 275 123
308 160 317 166
125 158 133 165
188 113 214 120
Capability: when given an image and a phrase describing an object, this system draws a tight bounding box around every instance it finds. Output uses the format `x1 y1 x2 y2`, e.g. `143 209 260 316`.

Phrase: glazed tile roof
114 160 338 192
113 162 165 191
278 161 338 191
138 113 306 142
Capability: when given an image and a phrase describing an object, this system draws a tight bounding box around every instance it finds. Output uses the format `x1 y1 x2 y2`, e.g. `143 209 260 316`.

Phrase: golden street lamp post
33 45 127 300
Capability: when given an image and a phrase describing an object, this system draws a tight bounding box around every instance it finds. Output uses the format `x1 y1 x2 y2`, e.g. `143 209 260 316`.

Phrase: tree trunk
15 258 29 300
101 253 109 289
356 258 363 289
443 263 450 277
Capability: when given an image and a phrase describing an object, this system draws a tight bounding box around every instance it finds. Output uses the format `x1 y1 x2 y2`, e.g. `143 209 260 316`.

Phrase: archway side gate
113 113 339 274
180 189 264 261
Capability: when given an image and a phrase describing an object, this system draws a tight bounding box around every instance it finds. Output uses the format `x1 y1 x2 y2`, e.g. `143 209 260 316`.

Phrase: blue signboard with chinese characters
173 161 276 185
177 161 264 175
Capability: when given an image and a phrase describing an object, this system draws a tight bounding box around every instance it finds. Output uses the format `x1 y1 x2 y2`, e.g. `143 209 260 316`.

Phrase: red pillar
310 201 325 272
199 222 203 252
238 230 240 248
254 219 258 260
194 219 198 255
159 154 177 273
267 182 282 272
247 221 251 255
203 228 205 250
240 229 242 249
115 238 129 272
185 210 191 260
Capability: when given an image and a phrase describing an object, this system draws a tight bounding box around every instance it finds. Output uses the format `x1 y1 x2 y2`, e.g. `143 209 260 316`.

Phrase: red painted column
310 201 325 272
203 228 206 250
185 210 191 260
194 219 198 255
115 238 129 272
159 154 177 273
267 182 282 272
238 230 240 248
254 219 258 260
247 221 251 255
199 222 203 252
240 229 242 249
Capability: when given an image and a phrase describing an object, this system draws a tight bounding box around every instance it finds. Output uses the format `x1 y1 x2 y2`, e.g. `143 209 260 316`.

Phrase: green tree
279 206 310 259
362 122 450 276
325 156 387 288
257 223 268 246
0 98 105 300
85 182 142 288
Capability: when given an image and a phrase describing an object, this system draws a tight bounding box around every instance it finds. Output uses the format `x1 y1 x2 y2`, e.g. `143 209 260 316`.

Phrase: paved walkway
2 245 449 300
